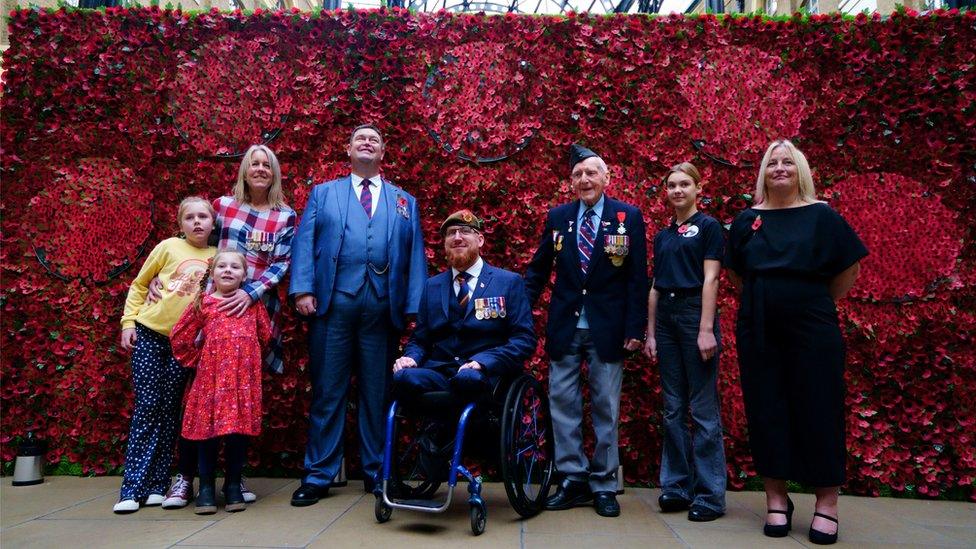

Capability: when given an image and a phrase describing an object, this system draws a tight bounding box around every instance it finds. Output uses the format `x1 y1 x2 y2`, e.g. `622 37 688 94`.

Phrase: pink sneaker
161 474 193 509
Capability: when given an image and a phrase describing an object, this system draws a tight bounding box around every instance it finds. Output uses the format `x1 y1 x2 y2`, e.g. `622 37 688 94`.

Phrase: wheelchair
374 372 555 535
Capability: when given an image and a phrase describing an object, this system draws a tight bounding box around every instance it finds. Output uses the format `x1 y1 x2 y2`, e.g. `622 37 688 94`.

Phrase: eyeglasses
445 226 478 237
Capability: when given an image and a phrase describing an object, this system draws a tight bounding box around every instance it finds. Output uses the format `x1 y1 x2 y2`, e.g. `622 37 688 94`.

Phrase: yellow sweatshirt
121 237 216 335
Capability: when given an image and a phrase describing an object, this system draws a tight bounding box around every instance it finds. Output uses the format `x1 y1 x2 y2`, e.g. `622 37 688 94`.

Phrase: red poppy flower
751 215 763 231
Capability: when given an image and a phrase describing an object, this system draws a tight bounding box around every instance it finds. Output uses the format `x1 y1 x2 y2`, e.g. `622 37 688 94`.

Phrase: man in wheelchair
391 209 536 408
381 211 550 531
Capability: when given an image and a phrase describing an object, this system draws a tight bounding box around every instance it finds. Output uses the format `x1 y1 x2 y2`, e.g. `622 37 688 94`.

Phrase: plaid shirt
214 196 297 374
214 196 297 301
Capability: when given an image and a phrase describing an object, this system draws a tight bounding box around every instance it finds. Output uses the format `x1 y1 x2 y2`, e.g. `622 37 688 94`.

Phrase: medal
556 234 563 251
611 256 624 267
475 309 484 320
567 220 574 233
616 212 627 235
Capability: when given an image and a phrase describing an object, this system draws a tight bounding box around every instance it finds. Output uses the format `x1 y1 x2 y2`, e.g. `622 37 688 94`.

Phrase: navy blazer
288 176 428 330
402 262 536 380
524 197 649 363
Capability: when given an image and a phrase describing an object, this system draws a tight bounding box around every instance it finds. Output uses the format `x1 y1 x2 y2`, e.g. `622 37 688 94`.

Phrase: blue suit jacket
289 176 428 330
402 262 536 380
524 197 649 363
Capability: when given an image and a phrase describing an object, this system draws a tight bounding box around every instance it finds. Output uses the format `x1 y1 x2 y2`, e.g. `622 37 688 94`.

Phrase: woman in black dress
725 140 867 545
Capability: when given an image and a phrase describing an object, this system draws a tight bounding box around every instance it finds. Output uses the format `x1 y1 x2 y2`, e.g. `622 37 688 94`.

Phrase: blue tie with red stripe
578 209 596 274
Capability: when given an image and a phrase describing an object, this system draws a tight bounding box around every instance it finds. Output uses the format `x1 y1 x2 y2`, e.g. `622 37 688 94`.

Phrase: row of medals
247 230 274 252
474 297 506 320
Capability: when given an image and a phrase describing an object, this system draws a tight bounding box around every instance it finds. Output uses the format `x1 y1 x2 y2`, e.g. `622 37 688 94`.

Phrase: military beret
440 209 483 235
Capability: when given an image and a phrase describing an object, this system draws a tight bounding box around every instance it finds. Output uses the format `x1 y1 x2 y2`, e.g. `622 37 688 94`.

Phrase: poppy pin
752 215 763 231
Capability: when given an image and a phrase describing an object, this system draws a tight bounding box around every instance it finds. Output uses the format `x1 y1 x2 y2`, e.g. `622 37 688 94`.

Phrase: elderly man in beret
525 144 648 518
392 210 536 405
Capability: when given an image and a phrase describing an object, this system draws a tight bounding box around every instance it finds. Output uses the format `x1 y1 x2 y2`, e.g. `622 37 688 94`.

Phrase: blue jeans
655 293 726 512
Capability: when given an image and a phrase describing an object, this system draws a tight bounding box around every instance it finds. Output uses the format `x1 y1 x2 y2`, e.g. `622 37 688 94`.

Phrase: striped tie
578 209 596 274
360 180 372 219
455 272 471 307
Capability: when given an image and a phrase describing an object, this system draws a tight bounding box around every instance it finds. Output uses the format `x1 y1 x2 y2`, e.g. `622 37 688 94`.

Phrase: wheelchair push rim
500 374 555 518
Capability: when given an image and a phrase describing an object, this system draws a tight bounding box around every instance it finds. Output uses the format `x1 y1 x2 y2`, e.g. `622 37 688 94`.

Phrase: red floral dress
170 295 271 440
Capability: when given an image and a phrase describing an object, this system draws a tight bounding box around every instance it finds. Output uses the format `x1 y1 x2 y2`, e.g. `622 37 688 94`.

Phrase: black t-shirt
725 203 868 280
652 211 725 290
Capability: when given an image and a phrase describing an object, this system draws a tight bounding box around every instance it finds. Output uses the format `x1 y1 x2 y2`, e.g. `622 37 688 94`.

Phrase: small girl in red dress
170 250 271 514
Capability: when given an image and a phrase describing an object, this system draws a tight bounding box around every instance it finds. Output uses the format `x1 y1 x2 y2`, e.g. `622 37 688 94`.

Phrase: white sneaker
241 476 257 504
113 499 139 514
162 474 193 509
145 493 165 506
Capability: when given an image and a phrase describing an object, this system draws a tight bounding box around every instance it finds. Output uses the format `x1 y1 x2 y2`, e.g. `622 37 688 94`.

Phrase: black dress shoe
687 504 723 522
593 491 620 517
290 483 330 507
544 479 592 510
658 492 692 513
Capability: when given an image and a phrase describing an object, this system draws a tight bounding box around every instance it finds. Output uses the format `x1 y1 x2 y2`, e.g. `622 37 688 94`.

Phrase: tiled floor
1 477 974 548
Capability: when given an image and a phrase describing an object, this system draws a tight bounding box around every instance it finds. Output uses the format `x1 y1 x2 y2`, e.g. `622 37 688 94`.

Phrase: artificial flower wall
2 7 974 500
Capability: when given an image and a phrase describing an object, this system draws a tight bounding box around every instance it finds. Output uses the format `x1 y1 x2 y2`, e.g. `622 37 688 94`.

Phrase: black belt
655 287 702 298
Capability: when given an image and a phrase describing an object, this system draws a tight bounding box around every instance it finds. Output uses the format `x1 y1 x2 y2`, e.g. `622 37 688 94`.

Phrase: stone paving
2 476 974 548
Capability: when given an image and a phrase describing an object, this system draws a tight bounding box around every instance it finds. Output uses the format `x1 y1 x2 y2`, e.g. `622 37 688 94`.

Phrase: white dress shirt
351 174 382 214
452 256 484 299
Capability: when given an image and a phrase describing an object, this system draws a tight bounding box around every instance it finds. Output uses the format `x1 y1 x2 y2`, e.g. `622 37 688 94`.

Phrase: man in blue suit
525 144 648 518
289 124 427 506
392 209 535 403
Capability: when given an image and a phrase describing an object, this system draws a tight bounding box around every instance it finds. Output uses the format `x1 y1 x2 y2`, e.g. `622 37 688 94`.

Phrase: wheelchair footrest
390 498 445 509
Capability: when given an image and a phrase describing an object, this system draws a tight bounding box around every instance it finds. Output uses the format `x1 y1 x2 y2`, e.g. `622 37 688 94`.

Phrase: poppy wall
2 7 974 500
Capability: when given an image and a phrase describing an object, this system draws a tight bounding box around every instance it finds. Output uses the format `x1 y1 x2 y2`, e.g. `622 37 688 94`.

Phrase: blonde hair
755 140 817 204
212 249 248 274
234 145 285 208
176 196 216 230
665 162 702 186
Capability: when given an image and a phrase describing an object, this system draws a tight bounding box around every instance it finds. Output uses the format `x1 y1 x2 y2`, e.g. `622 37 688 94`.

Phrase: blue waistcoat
335 189 390 297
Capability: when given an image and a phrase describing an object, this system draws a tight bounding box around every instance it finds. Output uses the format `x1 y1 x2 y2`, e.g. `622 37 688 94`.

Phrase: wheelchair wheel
500 375 555 518
374 496 392 523
389 417 443 499
470 501 487 536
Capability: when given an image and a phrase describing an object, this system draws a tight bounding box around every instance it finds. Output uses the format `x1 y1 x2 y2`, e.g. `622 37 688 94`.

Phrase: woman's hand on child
146 277 163 304
217 289 253 318
121 328 137 350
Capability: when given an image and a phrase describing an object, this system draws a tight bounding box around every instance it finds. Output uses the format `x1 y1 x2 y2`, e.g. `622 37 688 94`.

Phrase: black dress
726 203 867 487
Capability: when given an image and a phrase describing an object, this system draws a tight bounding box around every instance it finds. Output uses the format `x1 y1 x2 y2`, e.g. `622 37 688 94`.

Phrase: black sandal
808 512 839 545
763 496 794 537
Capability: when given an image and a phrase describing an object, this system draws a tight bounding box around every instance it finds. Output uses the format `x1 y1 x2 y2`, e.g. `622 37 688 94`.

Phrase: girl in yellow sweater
113 197 216 514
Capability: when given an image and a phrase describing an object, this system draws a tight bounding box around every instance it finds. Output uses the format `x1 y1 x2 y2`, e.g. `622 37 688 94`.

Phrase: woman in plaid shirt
212 144 297 375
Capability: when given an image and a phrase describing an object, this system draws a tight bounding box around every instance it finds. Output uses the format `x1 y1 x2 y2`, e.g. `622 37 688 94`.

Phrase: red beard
446 245 479 270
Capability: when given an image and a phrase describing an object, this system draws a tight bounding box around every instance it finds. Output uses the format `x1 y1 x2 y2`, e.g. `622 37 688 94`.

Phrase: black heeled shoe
808 512 839 545
763 496 794 537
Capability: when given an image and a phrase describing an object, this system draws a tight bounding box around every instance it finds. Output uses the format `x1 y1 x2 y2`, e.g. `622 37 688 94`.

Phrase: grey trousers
549 329 622 492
